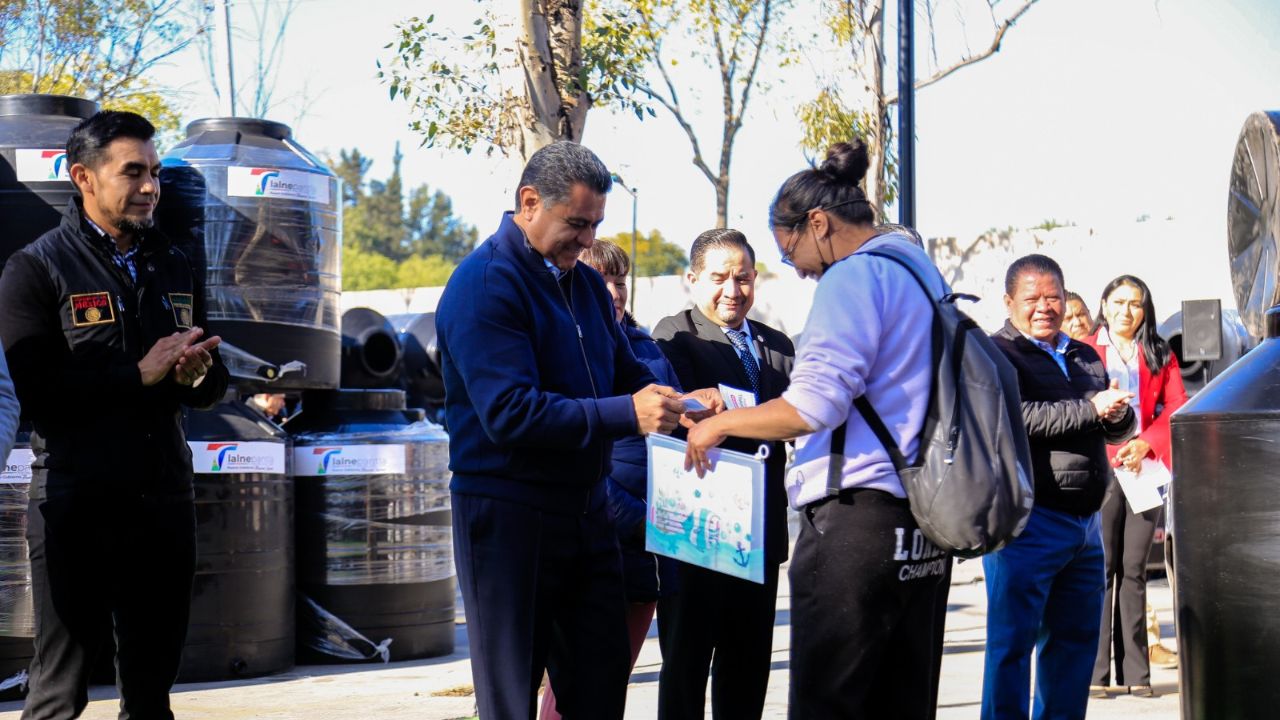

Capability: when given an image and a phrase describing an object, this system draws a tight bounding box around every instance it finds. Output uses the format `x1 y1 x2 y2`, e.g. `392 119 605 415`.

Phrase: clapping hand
1091 379 1133 423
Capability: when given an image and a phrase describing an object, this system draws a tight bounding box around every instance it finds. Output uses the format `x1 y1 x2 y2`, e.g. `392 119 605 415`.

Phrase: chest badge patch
169 293 194 329
69 292 115 327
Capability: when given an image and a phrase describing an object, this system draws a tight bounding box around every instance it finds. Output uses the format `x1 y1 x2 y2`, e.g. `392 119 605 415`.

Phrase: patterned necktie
725 327 760 395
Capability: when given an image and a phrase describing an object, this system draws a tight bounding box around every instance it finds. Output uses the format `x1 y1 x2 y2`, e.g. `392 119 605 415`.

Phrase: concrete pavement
0 559 1182 719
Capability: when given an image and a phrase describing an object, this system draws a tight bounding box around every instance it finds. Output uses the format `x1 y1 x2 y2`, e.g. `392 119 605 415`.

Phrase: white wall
342 217 1236 339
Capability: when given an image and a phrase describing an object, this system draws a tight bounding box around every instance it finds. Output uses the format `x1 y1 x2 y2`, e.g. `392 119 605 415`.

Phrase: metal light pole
611 174 639 315
898 0 915 227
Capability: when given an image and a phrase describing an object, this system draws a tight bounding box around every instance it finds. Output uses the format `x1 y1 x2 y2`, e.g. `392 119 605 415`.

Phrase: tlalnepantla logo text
293 445 407 477
15 149 69 182
226 166 331 204
187 442 286 474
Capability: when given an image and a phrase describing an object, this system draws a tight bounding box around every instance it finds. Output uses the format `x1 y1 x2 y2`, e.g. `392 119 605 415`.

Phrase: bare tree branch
884 0 1040 105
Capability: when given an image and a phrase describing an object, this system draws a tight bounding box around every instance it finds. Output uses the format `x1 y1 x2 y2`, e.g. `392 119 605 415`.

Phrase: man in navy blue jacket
437 141 688 719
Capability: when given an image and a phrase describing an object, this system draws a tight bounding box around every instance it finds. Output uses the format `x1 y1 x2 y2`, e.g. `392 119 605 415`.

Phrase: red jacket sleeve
1139 353 1189 468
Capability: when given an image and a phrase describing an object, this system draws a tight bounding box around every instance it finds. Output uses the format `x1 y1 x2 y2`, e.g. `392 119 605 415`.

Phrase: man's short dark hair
514 141 612 210
1004 254 1065 296
66 111 156 171
689 228 756 274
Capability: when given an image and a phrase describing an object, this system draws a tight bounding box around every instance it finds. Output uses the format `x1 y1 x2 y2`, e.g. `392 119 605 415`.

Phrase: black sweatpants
22 492 196 720
655 561 780 720
788 489 949 720
1093 483 1162 687
452 492 631 720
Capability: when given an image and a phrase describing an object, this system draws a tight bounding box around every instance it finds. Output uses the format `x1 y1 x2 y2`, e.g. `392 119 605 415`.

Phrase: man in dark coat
436 141 694 720
982 254 1135 720
652 228 795 720
0 110 228 719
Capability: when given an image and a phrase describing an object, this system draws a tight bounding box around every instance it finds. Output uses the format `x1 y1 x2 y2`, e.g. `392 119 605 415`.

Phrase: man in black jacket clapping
982 254 1135 720
0 111 227 720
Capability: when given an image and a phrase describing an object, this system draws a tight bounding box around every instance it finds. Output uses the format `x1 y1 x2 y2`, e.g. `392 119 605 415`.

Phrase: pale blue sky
152 0 1280 271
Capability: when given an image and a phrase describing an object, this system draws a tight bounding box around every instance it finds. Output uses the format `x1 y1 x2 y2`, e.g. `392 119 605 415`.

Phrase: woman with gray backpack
683 138 1012 718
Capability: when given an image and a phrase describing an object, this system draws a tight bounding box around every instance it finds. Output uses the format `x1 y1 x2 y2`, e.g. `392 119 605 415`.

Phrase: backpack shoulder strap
825 244 938 496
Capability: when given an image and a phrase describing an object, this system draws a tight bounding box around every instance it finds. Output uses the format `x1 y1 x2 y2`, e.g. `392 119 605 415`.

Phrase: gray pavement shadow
0 625 476 712
628 658 791 685
942 641 987 655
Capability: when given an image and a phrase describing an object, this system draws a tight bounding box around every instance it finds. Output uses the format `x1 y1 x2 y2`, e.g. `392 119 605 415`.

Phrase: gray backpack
828 246 1034 558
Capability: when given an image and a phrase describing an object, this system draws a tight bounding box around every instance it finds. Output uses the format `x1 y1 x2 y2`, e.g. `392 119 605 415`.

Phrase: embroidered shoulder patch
69 292 115 327
168 293 194 329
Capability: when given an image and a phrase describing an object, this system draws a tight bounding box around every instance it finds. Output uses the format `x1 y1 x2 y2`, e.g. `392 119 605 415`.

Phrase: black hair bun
819 140 870 186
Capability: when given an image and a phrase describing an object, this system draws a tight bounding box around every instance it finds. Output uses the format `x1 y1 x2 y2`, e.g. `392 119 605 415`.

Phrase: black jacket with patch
991 321 1135 516
0 198 228 500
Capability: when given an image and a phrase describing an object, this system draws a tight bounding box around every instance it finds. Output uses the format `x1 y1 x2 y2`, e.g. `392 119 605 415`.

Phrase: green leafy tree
796 0 1044 217
397 255 457 288
380 2 650 161
406 186 479 262
342 245 398 291
0 0 192 134
597 229 686 277
332 145 476 289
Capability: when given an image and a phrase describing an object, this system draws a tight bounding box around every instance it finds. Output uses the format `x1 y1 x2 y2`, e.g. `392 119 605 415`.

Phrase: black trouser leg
453 493 629 720
787 490 948 720
22 496 106 720
22 495 195 720
113 499 196 720
656 561 779 720
545 499 631 720
1094 486 1161 687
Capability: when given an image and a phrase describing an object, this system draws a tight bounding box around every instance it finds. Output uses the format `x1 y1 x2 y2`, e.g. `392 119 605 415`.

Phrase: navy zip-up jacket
609 317 681 601
437 213 658 513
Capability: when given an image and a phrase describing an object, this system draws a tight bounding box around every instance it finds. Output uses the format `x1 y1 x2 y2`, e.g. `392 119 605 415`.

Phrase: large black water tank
288 390 454 662
158 118 342 390
0 436 32 697
1171 306 1280 719
181 397 294 681
0 94 98 268
388 312 446 425
341 308 403 390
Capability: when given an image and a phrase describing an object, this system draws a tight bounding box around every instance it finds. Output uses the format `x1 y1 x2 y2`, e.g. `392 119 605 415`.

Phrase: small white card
682 397 709 412
1114 458 1172 513
718 383 756 410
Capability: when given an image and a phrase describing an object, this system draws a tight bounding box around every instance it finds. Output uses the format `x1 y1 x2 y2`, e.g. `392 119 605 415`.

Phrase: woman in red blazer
1084 275 1188 697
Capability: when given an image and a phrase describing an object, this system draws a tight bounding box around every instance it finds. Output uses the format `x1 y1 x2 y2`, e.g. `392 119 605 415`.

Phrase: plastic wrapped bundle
0 441 34 696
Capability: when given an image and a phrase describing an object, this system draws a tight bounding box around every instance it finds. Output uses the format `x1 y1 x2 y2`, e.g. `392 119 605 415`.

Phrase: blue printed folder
645 433 767 584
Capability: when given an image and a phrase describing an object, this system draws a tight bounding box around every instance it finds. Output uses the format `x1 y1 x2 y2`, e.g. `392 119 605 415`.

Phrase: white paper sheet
1114 458 1172 513
718 383 756 410
646 434 767 583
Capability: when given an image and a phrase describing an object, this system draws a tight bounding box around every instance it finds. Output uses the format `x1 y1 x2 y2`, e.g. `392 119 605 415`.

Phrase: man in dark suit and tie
652 228 795 719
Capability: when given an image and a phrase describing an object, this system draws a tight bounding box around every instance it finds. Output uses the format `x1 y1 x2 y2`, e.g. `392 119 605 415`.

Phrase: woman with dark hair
539 240 681 720
682 139 949 718
1083 275 1188 698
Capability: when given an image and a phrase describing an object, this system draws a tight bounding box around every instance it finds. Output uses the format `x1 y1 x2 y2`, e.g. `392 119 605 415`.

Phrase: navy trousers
981 505 1105 720
452 491 631 720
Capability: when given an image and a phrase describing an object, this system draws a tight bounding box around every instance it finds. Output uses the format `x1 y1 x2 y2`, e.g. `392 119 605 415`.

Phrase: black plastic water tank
0 94 98 268
388 312 445 425
1171 306 1280 719
181 397 294 681
158 118 342 390
0 435 33 698
341 308 403 390
288 389 454 662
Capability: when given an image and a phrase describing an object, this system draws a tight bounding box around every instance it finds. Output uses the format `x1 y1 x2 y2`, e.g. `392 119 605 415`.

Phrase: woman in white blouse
1082 275 1188 698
